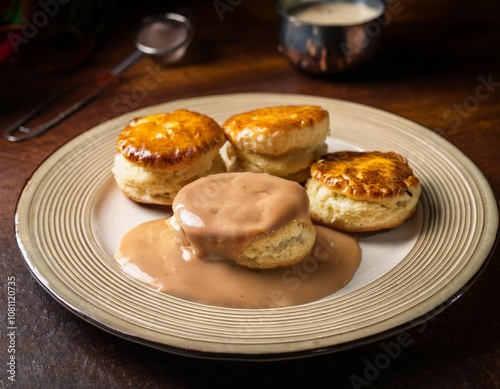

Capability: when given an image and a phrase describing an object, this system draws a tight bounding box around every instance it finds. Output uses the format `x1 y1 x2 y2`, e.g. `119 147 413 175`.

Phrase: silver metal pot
277 0 386 74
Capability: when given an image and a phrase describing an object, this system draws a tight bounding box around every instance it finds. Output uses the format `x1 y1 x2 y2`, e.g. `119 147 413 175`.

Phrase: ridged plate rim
15 93 498 360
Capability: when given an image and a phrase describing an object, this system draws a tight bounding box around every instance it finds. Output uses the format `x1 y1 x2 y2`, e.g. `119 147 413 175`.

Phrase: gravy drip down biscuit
306 151 421 232
169 172 316 270
222 105 329 182
112 109 227 205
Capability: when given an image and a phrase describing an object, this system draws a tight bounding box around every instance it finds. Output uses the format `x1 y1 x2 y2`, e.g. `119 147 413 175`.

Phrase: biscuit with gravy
169 172 316 270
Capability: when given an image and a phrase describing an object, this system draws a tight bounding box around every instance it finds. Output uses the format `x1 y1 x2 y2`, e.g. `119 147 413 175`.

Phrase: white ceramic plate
16 93 498 360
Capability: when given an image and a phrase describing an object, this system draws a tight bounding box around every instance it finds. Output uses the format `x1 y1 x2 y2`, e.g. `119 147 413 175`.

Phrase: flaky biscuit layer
306 151 421 231
117 109 226 170
223 105 329 155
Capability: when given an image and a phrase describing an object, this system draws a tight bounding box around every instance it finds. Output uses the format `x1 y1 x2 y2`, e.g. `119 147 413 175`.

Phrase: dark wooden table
1 0 499 387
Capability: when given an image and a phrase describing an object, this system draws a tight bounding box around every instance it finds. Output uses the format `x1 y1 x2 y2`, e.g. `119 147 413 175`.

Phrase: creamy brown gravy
172 172 312 261
116 219 361 308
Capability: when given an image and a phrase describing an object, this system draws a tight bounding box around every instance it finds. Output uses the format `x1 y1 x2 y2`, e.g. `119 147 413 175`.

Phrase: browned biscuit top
223 105 328 141
310 151 420 200
116 109 226 169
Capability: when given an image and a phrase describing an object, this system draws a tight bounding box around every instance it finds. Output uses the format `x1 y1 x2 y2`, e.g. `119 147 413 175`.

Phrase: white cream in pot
291 1 384 26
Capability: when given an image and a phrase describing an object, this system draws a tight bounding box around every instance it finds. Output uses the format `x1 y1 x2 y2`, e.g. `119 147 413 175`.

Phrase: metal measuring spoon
4 12 194 142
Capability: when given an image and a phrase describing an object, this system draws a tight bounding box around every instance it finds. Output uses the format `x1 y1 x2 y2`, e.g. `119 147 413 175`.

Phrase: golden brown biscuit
306 151 421 232
112 109 227 205
222 105 329 181
116 110 226 169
